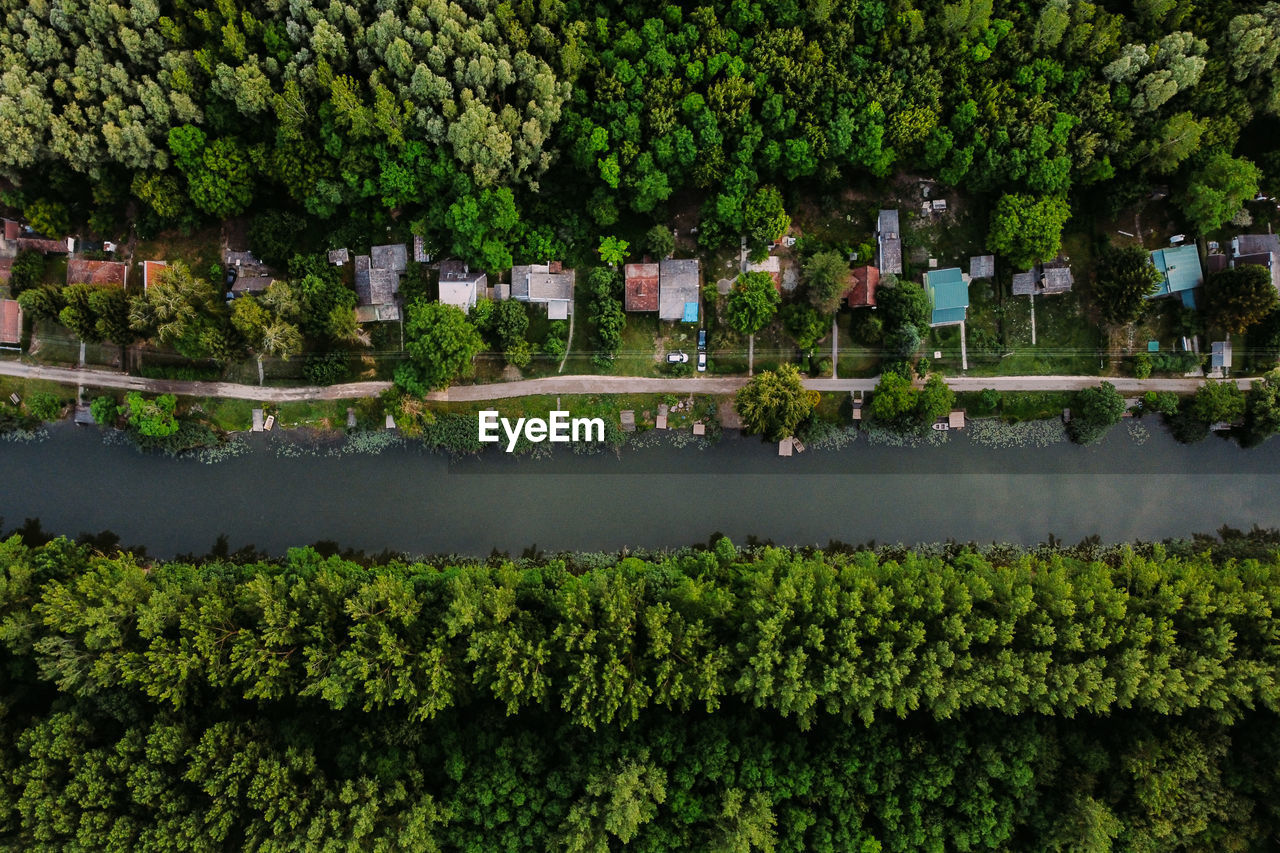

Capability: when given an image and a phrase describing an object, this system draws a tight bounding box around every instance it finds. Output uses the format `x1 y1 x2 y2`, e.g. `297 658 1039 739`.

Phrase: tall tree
803 251 851 314
395 301 485 394
1182 153 1261 234
1095 245 1161 326
1204 265 1277 334
733 363 818 441
987 194 1072 269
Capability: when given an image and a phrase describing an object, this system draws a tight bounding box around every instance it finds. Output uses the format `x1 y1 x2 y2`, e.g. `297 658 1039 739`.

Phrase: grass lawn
192 397 256 432
830 313 879 377
954 389 1075 421
275 399 350 430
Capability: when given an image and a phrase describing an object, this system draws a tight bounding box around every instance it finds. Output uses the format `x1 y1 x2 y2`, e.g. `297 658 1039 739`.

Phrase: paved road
0 358 1254 403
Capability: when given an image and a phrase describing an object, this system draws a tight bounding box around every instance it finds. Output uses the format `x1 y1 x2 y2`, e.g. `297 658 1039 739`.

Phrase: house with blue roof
1148 245 1203 309
923 267 969 327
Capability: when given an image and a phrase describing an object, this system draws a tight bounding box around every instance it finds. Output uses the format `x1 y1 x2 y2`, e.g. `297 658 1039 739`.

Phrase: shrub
1133 352 1152 379
24 392 62 421
90 395 118 427
303 352 351 386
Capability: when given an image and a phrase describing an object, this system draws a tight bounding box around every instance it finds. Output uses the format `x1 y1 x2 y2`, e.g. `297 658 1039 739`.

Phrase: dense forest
1 0 1278 267
2 533 1280 849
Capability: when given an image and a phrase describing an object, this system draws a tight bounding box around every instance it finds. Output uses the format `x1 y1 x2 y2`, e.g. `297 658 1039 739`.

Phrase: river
2 422 1277 557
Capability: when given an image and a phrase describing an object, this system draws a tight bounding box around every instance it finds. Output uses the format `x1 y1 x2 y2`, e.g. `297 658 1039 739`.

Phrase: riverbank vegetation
2 532 1280 849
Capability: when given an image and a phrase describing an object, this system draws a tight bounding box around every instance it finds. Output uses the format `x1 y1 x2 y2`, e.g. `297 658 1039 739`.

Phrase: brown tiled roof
845 265 880 307
624 263 659 312
0 299 22 345
67 259 127 286
143 260 167 290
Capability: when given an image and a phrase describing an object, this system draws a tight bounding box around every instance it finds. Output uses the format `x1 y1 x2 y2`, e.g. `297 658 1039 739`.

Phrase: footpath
0 358 1253 404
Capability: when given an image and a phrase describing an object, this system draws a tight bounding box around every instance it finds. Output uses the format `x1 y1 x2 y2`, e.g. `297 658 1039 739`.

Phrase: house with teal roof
1148 245 1203 309
923 267 969 327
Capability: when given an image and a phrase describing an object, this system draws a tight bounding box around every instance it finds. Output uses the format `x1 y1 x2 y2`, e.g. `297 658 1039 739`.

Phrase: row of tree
4 536 1279 729
2 536 1280 849
1 0 1276 272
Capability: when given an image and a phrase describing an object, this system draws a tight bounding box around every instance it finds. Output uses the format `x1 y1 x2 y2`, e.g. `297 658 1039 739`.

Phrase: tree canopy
1094 244 1161 326
395 300 485 394
734 363 817 441
1204 264 1278 334
3 535 1280 849
726 271 782 337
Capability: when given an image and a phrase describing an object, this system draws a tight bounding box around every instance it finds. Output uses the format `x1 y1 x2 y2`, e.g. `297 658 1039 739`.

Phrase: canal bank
3 420 1278 557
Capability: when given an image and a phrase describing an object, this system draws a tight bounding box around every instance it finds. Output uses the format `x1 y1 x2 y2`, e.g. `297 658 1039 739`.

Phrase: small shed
778 436 794 456
619 410 636 432
1211 340 1233 370
948 410 966 430
969 255 995 280
328 247 350 265
692 421 706 436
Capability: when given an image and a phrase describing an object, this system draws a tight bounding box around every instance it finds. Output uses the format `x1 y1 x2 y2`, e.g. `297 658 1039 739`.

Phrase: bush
303 352 351 386
90 395 118 427
9 251 44 294
980 388 1001 411
1133 352 1152 379
24 392 62 421
422 412 484 454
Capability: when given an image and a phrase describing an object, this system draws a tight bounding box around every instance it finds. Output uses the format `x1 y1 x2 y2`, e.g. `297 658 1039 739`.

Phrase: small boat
263 414 276 431
931 421 948 431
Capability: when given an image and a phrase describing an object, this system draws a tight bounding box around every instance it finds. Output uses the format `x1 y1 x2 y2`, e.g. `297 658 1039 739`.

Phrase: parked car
697 329 707 351
697 351 707 372
666 351 689 363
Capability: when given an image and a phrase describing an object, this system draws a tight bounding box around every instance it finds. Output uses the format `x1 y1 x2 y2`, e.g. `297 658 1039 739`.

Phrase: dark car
697 329 707 351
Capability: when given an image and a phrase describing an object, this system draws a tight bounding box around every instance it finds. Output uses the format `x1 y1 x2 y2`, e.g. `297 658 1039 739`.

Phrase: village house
510 261 574 320
354 243 407 322
877 209 902 275
67 258 128 288
844 265 879 308
1230 233 1280 292
1011 259 1073 297
658 258 700 323
1148 244 1203 308
142 260 167 290
624 262 660 313
438 259 485 312
923 267 969 326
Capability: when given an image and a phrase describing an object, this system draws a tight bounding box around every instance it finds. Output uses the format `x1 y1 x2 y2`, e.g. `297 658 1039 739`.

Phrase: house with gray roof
1230 233 1280 293
354 246 407 322
1011 259 1074 296
370 243 408 273
659 258 700 322
511 261 574 319
877 209 902 275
